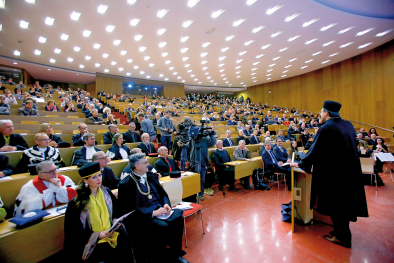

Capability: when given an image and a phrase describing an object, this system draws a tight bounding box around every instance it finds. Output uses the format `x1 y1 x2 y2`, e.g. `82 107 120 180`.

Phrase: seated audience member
232 140 253 189
211 140 236 190
72 123 90 146
237 129 250 145
263 131 273 141
368 128 379 137
120 148 158 180
373 138 388 153
254 124 262 135
103 124 119 144
0 95 10 109
118 153 188 263
106 114 118 125
152 113 161 126
298 123 306 133
0 153 13 177
16 81 26 89
106 133 131 160
227 116 237 125
368 133 378 146
3 89 17 104
0 120 29 151
45 100 59 111
92 151 120 191
236 121 245 131
137 133 158 156
81 103 91 117
287 124 299 141
43 90 53 98
250 129 261 144
359 128 369 139
154 146 179 177
223 130 235 147
273 138 291 164
18 133 66 173
358 140 373 158
261 141 291 190
123 122 140 143
276 130 289 142
64 162 134 262
18 99 40 116
14 161 76 216
356 132 364 144
72 133 101 166
301 128 312 147
244 125 252 136
38 123 63 148
288 140 300 161
102 107 111 119
63 101 76 112
276 118 283 125
252 114 259 125
88 109 105 125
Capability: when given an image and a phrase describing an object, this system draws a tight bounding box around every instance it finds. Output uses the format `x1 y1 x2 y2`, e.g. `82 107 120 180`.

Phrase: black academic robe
137 142 157 156
0 134 29 150
106 144 131 161
154 157 179 177
122 130 140 143
0 153 13 176
72 146 101 166
103 132 116 144
102 167 120 190
298 117 368 221
72 133 85 146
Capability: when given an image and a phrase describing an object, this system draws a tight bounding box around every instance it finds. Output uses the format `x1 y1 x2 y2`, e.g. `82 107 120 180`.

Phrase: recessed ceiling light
279 47 288 52
289 58 297 62
162 52 169 57
220 69 225 72
244 40 254 46
233 18 246 27
202 42 211 48
45 17 55 26
288 35 301 42
322 41 335 47
329 52 339 57
256 54 264 58
198 81 202 84
173 72 178 75
113 39 121 45
225 35 235 41
182 20 194 28
95 63 100 67
93 43 101 49
320 23 337 31
148 76 152 79
47 69 51 71
191 74 196 77
157 9 169 18
252 26 265 33
266 4 283 15
201 61 208 64
20 20 29 29
267 69 273 72
39 36 47 43
118 67 124 71
127 0 137 5
358 42 373 49
134 65 139 69
207 76 212 79
182 57 189 61
253 62 260 65
97 4 108 14
269 64 275 67
165 60 171 64
49 58 55 63
200 52 208 57
60 33 69 40
312 51 322 56
140 71 145 74
111 61 117 65
236 59 243 63
181 48 189 53
144 56 150 60
72 46 80 52
126 73 131 76
25 0 35 3
0 1 4 8
139 46 146 52
252 77 256 79
169 67 174 70
252 80 257 82
305 38 318 45
239 51 247 56
187 0 200 8
158 42 167 48
54 48 61 54
221 47 230 52
130 18 141 26
281 75 287 77
202 67 208 70
251 68 258 71
246 0 257 6
165 78 169 81
235 66 242 69
219 56 226 61
339 42 354 48
221 74 226 76
376 29 393 37
33 49 41 55
134 34 143 41
104 69 109 72
261 44 271 49
120 50 127 55
157 28 167 35
70 11 81 21
284 13 301 22
356 28 374 36
85 56 91 60
272 56 280 61
160 74 164 77
266 74 272 76
211 9 225 18
79 65 85 68
83 30 91 37
67 57 73 62
103 53 109 58
271 31 283 38
180 36 190 42
282 70 289 73
219 64 225 67
322 60 330 64
127 59 133 63
302 18 319 27
305 59 313 63
301 66 308 69
338 26 355 34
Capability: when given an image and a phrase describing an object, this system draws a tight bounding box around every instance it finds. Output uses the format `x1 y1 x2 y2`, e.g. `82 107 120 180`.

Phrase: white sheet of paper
156 210 173 220
162 177 183 206
375 153 394 162
109 210 134 232
0 177 12 181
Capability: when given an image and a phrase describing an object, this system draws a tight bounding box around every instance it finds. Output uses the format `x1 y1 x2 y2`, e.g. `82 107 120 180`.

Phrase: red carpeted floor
182 170 394 263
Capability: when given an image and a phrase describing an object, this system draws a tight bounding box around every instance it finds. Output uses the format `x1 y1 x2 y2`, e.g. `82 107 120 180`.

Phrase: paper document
281 163 290 167
157 210 174 220
109 210 134 232
174 202 193 211
0 177 12 181
182 172 194 176
44 204 68 218
375 153 394 162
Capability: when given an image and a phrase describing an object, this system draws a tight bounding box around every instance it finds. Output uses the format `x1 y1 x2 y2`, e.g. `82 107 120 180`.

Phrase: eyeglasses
41 168 58 175
97 157 107 160
136 161 148 165
37 139 49 141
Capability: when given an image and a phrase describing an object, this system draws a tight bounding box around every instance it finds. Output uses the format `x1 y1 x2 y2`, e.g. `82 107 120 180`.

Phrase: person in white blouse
106 133 131 160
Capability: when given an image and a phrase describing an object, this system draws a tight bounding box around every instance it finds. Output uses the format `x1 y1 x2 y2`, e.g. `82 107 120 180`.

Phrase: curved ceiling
0 0 393 89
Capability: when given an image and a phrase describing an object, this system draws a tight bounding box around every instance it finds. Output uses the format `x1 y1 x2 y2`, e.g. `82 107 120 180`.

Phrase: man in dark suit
118 153 188 263
237 130 250 145
367 134 378 146
71 123 89 146
211 140 236 190
273 138 291 163
261 141 291 191
243 125 252 136
223 130 235 147
103 124 118 144
123 122 140 143
154 146 179 177
92 151 120 191
88 109 105 125
0 120 29 151
250 129 261 144
17 99 40 116
71 133 101 166
0 153 13 177
227 115 237 125
137 133 158 156
232 140 253 189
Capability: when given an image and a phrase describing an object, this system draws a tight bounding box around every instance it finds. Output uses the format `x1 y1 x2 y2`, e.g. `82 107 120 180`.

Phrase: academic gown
298 117 368 221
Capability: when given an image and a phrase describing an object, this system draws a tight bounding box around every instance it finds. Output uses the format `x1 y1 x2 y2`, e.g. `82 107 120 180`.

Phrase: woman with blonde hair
102 107 111 119
106 133 131 160
106 114 118 125
38 123 62 148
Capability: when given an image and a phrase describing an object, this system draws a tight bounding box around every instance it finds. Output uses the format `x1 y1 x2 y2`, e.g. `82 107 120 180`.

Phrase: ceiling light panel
157 28 167 35
67 57 73 62
130 19 140 26
103 53 109 58
256 54 264 58
266 4 283 15
113 39 121 45
127 0 137 5
182 20 194 28
358 42 373 49
302 18 319 27
252 26 265 33
279 47 288 52
83 30 91 37
320 23 337 31
181 48 189 53
97 5 108 14
180 36 190 42
261 44 271 49
54 48 61 54
244 40 254 46
187 0 200 8
159 42 167 47
157 9 169 18
284 13 301 22
202 42 211 48
211 9 225 18
139 46 146 52
322 41 335 47
34 49 41 55
233 19 246 27
271 31 283 38
60 34 69 40
340 42 354 48
85 56 91 60
225 35 235 41
376 29 393 37
45 17 55 25
93 43 101 49
20 20 29 29
246 0 257 6
106 25 115 32
70 11 81 21
288 35 301 42
39 36 47 43
25 0 35 3
305 38 318 45
221 47 230 52
356 28 374 36
312 51 322 56
338 26 354 34
120 50 127 55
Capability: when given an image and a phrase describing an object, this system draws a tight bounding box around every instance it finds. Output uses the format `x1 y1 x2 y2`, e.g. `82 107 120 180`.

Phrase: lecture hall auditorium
0 0 394 262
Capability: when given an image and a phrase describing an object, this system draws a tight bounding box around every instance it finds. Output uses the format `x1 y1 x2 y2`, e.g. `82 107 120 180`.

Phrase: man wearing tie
154 146 179 177
250 129 262 144
261 141 291 191
232 140 253 189
223 130 235 147
137 133 158 156
237 130 250 145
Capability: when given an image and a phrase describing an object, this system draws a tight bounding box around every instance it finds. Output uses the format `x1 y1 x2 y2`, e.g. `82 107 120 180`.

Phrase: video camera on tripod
176 119 214 144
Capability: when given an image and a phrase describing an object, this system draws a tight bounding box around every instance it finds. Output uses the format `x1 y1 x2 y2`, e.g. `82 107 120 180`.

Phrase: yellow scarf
89 187 119 247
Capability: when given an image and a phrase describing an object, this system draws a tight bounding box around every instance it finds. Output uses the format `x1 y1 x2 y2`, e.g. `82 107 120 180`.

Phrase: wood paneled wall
86 83 96 96
96 74 123 95
236 39 394 137
163 84 185 98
